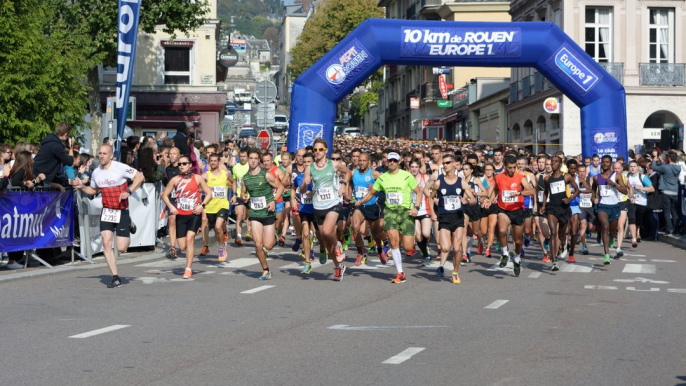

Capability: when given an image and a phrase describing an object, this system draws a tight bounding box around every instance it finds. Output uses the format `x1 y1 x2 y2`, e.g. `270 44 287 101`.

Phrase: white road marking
485 300 509 309
280 260 332 270
240 285 275 294
559 261 595 273
622 264 656 274
584 285 618 290
667 289 686 294
623 253 646 257
198 271 215 275
421 261 454 271
328 325 447 331
382 347 425 364
136 257 200 267
652 259 676 263
69 325 130 338
528 272 541 279
348 261 393 270
614 277 669 284
626 287 659 292
487 262 528 272
210 258 262 269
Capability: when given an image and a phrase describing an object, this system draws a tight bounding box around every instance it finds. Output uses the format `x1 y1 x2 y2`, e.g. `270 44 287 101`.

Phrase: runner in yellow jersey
203 153 233 261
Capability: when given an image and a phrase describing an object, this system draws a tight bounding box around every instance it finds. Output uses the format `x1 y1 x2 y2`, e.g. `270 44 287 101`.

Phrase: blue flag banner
115 0 142 159
0 191 74 253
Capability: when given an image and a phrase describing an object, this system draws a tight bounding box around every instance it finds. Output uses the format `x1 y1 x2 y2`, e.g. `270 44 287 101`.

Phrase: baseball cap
387 152 401 161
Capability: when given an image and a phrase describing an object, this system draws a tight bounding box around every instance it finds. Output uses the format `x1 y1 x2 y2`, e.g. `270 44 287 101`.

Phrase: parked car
225 101 236 115
334 125 346 136
342 127 362 138
272 115 289 133
233 92 252 105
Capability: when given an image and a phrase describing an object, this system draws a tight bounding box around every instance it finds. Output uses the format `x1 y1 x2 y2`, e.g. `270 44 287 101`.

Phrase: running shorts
498 207 525 227
438 212 465 233
597 203 621 223
383 206 415 236
100 209 131 237
176 214 202 238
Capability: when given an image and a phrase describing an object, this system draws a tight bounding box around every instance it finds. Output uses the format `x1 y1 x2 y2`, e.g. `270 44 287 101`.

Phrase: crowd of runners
76 134 685 287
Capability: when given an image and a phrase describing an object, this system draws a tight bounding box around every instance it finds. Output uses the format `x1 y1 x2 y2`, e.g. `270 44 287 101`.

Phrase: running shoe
513 260 521 277
166 247 177 260
391 272 406 284
333 265 346 281
495 241 501 252
406 248 417 257
637 237 641 243
581 245 589 255
223 233 228 243
466 253 472 263
235 236 243 246
477 243 484 255
259 269 272 280
551 263 559 272
382 244 390 259
461 254 467 266
343 232 351 251
631 239 637 248
354 254 364 266
183 268 193 279
451 271 461 284
436 266 445 277
596 232 601 244
542 253 550 263
543 239 550 251
291 238 302 252
312 234 318 245
586 230 592 238
520 248 526 257
301 262 312 275
499 255 509 268
278 236 285 247
559 247 568 260
218 243 227 262
319 250 328 265
603 254 611 265
310 250 315 260
200 246 210 256
568 254 575 263
107 278 122 288
615 248 624 259
609 239 615 249
361 255 367 265
524 235 531 248
245 230 252 242
299 250 306 260
334 242 345 263
423 255 431 264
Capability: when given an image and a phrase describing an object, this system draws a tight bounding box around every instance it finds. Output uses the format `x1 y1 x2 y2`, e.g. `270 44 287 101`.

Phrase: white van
342 127 361 138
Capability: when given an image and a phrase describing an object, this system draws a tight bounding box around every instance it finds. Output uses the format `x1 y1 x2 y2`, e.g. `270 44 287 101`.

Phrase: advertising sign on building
438 75 448 99
543 97 560 114
410 97 420 109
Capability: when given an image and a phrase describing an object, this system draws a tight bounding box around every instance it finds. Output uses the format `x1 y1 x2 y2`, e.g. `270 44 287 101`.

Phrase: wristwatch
414 205 420 210
202 203 206 208
127 188 133 194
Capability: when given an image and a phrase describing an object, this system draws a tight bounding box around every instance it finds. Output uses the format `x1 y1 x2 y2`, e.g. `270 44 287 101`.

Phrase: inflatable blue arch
287 19 627 159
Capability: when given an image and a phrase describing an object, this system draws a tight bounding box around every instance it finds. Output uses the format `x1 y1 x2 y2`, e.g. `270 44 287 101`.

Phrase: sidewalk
657 232 686 251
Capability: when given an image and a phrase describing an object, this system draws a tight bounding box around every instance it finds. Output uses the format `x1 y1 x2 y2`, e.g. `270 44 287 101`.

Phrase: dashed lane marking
382 347 426 364
69 325 130 338
485 300 509 309
240 285 275 294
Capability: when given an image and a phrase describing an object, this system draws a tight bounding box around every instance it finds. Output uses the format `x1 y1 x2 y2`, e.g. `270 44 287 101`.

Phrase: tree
351 81 384 125
53 0 210 154
288 0 384 81
0 0 92 143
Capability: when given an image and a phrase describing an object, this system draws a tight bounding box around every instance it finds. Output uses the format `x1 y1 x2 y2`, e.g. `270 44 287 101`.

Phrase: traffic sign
437 100 452 108
257 129 271 149
220 118 232 134
254 80 278 103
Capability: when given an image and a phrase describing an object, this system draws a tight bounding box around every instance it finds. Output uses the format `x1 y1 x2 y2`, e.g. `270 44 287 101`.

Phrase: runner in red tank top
489 155 535 277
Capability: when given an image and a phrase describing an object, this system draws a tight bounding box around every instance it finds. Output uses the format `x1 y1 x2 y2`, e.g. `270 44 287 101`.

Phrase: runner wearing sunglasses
301 138 351 281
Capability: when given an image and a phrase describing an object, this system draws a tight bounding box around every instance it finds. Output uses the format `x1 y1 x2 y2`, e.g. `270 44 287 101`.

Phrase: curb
658 234 686 251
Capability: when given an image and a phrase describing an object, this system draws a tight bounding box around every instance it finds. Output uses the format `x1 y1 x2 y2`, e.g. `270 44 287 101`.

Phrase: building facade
508 0 686 155
99 0 224 142
275 1 315 105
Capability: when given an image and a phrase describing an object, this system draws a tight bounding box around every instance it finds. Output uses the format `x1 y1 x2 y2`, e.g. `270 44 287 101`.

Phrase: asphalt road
1 236 685 386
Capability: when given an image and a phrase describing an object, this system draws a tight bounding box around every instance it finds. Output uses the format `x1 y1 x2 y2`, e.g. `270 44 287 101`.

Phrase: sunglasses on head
179 162 190 166
313 147 327 153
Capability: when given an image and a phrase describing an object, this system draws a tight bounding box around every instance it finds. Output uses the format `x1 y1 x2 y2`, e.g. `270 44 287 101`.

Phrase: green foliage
0 0 91 143
351 80 384 123
218 0 279 38
289 0 384 81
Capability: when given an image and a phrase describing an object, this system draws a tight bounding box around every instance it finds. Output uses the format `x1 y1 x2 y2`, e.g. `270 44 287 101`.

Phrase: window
585 7 612 62
648 8 674 63
164 46 192 84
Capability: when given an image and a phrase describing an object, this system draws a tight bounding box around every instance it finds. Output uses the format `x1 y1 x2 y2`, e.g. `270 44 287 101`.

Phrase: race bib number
101 208 121 223
580 193 593 208
538 191 544 202
178 198 196 212
250 196 267 210
600 185 613 197
317 187 334 201
444 196 461 211
212 186 226 199
387 192 402 206
550 180 565 194
501 190 518 203
355 186 368 200
301 193 313 205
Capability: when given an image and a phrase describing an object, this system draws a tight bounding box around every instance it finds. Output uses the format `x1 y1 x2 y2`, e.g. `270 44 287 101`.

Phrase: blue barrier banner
589 127 622 161
296 123 324 149
545 43 602 97
316 39 375 95
115 0 142 159
401 27 521 58
0 191 74 253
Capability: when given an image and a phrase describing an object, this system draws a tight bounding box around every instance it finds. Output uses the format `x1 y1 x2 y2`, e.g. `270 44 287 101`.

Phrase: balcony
421 82 443 101
389 101 399 117
599 62 624 84
509 81 519 104
534 72 544 93
420 0 443 7
522 76 531 98
639 63 685 86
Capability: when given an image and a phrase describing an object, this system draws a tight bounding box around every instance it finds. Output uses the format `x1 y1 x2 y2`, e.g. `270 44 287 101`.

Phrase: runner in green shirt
356 152 422 284
231 148 252 246
240 148 283 280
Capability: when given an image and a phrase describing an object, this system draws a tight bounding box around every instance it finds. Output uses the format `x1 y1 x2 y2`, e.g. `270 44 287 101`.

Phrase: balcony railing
534 72 544 93
639 63 685 86
509 81 519 104
521 76 531 98
421 82 443 101
599 62 624 84
420 0 443 7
